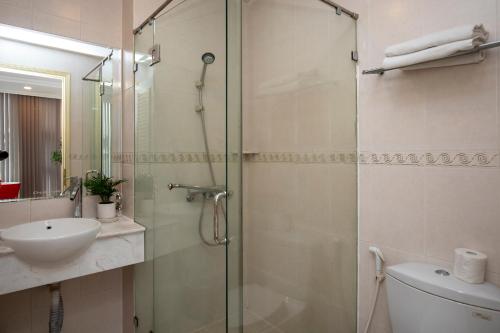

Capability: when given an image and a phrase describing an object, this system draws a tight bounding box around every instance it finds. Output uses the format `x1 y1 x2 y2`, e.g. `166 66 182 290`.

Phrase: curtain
17 95 62 197
0 93 21 183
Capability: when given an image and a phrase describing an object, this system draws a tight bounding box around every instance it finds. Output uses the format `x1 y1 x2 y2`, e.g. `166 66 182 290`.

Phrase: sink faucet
62 177 82 218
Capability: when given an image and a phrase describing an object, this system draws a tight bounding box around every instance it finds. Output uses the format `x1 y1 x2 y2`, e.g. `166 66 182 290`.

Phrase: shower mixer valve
167 183 228 202
168 183 231 246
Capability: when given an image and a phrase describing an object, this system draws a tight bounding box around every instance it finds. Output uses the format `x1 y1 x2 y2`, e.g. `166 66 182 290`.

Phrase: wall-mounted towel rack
362 40 500 75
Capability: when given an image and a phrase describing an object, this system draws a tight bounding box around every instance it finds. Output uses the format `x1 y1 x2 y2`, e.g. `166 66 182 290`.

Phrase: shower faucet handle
213 191 228 245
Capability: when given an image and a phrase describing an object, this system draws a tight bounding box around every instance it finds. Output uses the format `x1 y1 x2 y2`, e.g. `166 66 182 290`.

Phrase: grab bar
213 191 228 245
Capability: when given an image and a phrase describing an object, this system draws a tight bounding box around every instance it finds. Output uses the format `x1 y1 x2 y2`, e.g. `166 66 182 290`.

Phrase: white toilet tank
386 263 500 333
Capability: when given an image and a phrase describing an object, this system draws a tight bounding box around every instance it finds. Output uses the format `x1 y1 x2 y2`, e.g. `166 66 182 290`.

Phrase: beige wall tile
82 195 98 218
358 73 427 152
122 266 135 333
80 0 122 47
0 270 124 333
359 165 426 255
0 289 31 333
0 0 31 8
32 11 81 39
29 197 74 221
81 22 122 48
122 163 134 218
0 200 30 229
349 0 500 332
32 0 81 22
425 167 500 274
122 87 135 154
0 3 32 29
0 0 123 47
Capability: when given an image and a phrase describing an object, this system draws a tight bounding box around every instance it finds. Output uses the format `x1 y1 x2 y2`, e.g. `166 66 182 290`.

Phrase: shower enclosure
133 0 242 332
134 0 357 332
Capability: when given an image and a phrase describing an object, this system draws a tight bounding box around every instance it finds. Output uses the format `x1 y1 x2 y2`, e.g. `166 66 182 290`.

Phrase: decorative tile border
122 152 134 165
359 152 500 167
134 152 240 164
70 153 89 160
76 151 500 168
244 152 358 164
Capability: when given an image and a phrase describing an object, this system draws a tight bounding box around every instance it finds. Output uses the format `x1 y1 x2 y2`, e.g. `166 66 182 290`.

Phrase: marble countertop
0 216 145 256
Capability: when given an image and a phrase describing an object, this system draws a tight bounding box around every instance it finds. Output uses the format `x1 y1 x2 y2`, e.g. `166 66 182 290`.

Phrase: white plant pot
97 202 116 220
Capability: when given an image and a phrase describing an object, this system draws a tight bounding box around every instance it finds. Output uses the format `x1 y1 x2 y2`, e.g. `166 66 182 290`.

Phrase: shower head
0 150 8 161
197 52 216 88
202 52 216 65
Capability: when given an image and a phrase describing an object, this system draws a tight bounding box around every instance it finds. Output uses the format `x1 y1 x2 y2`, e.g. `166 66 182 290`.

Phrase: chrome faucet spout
63 177 83 218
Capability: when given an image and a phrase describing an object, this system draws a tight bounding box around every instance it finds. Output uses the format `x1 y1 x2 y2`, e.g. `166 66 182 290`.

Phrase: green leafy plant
51 150 62 164
83 173 127 204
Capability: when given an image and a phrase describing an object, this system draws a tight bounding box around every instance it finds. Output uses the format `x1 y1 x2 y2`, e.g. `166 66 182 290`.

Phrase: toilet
386 262 500 333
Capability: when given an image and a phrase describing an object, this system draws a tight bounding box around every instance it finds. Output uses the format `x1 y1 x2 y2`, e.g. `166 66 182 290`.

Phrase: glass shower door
134 0 242 332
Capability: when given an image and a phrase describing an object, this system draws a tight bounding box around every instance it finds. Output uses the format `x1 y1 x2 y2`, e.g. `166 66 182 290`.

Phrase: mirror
0 24 118 201
0 66 69 199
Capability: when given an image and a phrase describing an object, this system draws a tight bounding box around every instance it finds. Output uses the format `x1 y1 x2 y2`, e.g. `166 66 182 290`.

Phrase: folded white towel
402 51 485 71
385 24 489 57
382 38 483 70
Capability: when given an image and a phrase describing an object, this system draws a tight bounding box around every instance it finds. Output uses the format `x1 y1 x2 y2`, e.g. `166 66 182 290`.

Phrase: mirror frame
0 64 71 196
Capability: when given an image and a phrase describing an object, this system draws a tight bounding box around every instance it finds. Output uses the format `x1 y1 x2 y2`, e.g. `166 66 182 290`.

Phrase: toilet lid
387 262 500 311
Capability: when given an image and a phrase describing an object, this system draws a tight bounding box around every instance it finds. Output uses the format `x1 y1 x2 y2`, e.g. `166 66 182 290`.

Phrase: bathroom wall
0 1 132 332
0 197 125 333
0 267 124 333
0 0 123 48
333 0 500 332
242 1 358 332
133 0 164 29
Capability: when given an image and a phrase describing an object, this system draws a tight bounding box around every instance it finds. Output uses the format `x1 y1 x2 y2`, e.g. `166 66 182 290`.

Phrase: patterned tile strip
73 151 500 168
359 152 500 167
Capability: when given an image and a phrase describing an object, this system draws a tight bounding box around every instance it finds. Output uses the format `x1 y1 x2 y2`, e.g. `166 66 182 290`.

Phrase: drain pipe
364 247 385 333
49 283 64 333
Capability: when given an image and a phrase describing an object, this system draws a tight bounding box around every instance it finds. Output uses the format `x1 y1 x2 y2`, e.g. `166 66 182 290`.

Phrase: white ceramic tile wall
335 0 500 332
0 0 123 48
0 1 130 332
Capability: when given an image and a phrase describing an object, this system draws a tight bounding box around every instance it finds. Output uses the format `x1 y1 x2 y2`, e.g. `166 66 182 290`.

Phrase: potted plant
84 173 127 220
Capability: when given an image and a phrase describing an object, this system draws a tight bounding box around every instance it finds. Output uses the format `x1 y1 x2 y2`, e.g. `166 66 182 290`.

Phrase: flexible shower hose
196 72 226 247
363 274 385 333
49 284 64 333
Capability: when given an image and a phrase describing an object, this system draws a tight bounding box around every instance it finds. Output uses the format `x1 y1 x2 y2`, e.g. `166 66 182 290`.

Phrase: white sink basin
0 218 101 264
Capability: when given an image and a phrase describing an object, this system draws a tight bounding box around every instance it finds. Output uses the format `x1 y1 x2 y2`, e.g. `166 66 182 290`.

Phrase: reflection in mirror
83 54 113 178
0 24 116 202
0 67 67 199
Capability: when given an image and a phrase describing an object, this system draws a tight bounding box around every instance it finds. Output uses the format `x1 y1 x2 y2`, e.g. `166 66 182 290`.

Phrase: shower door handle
213 191 228 245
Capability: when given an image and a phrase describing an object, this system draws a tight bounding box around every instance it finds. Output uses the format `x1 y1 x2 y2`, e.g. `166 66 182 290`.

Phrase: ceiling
0 70 62 99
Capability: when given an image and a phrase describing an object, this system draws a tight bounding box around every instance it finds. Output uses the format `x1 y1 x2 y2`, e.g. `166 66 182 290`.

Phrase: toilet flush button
435 269 450 276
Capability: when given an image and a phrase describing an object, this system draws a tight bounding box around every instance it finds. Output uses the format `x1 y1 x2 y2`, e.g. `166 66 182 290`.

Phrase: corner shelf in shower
362 40 500 75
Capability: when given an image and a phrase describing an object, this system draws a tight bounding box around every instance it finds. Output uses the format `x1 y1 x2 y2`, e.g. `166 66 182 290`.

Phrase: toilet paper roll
453 248 487 284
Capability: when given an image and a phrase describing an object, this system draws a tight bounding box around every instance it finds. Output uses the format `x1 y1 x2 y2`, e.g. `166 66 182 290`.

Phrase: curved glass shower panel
242 0 357 332
134 1 242 332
